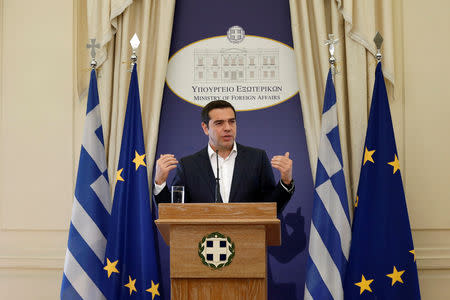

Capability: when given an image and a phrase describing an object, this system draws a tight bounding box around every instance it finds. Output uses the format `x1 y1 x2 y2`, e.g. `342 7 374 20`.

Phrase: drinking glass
171 186 184 203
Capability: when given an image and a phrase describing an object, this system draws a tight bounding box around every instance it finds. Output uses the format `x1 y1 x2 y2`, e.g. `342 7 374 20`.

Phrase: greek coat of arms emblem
198 232 235 269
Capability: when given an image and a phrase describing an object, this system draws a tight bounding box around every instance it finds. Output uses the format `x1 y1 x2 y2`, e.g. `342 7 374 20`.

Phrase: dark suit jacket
155 143 293 212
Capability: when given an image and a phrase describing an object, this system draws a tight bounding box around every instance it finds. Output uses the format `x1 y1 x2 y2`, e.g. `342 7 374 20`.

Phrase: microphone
215 149 221 203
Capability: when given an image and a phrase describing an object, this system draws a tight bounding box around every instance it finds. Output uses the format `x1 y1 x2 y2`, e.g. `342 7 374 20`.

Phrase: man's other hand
154 154 178 185
271 152 293 185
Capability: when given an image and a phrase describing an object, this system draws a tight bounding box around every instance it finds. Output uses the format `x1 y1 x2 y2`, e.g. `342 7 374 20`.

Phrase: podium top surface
155 202 281 246
157 202 277 219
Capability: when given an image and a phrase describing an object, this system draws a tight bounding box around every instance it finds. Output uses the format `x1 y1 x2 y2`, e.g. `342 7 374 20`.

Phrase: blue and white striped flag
304 69 351 300
61 69 111 300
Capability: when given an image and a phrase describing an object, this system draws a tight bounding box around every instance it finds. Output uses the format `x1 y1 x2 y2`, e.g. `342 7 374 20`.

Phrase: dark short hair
201 100 236 125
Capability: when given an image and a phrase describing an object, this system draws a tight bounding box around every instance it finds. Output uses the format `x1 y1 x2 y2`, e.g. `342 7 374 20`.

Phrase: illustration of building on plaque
194 48 279 83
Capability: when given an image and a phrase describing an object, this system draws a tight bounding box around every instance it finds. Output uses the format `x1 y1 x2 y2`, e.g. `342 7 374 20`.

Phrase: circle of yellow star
355 195 359 208
124 275 137 295
363 147 375 165
103 258 119 278
146 280 160 300
388 154 400 174
386 266 405 286
355 274 374 295
116 168 124 182
133 151 146 170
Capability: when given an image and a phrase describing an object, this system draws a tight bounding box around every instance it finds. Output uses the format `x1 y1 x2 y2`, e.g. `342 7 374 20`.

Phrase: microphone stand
215 149 220 203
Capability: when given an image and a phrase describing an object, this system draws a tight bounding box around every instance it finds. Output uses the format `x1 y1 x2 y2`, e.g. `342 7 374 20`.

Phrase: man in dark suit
154 100 294 212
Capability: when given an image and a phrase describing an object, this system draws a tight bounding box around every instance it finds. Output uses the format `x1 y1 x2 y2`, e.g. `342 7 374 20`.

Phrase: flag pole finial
87 38 100 69
374 32 383 62
130 33 140 70
325 34 339 75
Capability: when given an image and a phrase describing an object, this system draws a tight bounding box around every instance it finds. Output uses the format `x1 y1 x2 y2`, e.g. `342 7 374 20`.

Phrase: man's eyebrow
213 118 235 122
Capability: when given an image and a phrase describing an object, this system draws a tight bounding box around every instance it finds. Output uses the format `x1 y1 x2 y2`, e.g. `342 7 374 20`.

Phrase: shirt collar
208 142 237 159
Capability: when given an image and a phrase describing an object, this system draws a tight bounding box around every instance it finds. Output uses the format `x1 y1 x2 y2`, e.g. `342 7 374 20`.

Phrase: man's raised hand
271 152 293 185
154 154 178 185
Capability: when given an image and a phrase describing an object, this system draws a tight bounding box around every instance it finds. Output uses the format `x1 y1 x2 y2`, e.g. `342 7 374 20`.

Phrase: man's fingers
155 154 177 185
271 156 291 164
271 161 287 169
167 165 177 171
271 162 288 170
271 164 281 171
271 153 293 184
163 161 178 168
271 156 281 162
271 155 289 163
160 160 178 169
271 154 292 172
160 157 178 164
158 154 177 164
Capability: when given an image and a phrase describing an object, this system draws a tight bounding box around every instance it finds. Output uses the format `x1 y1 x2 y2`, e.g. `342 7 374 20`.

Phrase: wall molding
414 229 450 270
0 250 448 271
0 256 64 270
417 248 450 270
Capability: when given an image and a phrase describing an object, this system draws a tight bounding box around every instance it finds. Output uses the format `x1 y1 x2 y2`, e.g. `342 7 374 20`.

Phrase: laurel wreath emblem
198 232 235 269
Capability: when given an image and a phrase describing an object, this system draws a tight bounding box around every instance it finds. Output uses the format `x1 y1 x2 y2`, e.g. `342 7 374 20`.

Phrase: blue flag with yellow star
103 64 161 300
343 63 420 299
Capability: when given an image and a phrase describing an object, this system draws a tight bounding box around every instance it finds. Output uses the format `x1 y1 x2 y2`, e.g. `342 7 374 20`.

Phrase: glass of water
171 186 184 203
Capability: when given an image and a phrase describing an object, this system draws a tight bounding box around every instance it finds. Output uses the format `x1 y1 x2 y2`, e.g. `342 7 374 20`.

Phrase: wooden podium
155 203 280 300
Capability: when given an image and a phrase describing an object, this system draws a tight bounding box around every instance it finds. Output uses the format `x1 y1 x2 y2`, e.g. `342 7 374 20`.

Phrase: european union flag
343 63 420 299
103 64 161 299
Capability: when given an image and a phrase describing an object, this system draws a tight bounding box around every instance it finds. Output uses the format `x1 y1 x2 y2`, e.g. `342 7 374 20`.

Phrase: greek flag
304 69 351 300
61 69 111 300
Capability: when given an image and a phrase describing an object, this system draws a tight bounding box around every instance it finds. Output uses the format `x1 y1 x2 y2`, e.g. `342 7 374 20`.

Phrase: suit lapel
194 147 216 198
229 144 246 202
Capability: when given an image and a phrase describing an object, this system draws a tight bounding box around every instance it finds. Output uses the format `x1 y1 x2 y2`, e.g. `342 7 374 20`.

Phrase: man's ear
201 122 209 136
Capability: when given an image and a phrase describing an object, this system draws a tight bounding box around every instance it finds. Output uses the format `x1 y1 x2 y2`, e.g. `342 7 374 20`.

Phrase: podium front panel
170 224 266 279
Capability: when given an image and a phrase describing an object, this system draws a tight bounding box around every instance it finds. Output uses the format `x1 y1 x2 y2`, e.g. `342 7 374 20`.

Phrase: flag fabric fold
61 69 111 300
103 64 161 300
343 62 421 299
304 69 351 300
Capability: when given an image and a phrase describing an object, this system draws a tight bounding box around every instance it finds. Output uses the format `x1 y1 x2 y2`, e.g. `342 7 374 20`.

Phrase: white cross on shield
205 237 228 263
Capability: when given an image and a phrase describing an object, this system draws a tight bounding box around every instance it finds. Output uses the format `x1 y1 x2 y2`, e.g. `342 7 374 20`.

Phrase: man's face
201 107 236 151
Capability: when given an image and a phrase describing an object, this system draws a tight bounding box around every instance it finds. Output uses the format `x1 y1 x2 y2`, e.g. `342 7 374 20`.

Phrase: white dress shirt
207 142 237 203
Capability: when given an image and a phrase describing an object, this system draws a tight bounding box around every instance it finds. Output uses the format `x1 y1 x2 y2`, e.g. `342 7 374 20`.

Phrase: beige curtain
76 0 176 195
289 0 395 209
76 0 395 207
